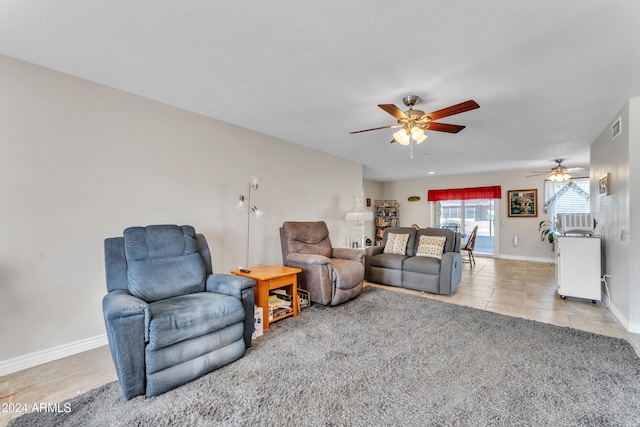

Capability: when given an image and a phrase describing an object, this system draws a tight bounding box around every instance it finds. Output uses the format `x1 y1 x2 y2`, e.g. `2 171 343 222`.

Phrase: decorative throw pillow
415 235 447 259
383 233 410 255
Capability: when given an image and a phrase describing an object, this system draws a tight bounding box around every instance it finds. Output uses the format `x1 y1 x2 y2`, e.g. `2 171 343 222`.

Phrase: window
435 198 495 255
442 205 461 220
429 186 501 255
465 206 476 220
545 178 590 231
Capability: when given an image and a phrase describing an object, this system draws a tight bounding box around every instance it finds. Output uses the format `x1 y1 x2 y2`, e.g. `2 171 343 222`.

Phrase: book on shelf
270 306 292 319
267 290 294 320
269 293 292 308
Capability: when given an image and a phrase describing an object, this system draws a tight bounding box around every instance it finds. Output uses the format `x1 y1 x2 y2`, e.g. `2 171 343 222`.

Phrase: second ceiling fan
526 159 589 181
350 95 480 157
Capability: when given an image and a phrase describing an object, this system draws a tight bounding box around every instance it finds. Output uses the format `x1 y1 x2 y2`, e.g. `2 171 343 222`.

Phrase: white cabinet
555 236 602 302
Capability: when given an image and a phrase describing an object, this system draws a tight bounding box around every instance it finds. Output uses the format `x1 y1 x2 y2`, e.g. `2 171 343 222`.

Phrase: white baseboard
607 302 640 334
0 334 108 377
629 322 640 334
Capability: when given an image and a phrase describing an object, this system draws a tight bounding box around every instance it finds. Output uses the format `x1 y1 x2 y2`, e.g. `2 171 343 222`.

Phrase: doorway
435 198 496 255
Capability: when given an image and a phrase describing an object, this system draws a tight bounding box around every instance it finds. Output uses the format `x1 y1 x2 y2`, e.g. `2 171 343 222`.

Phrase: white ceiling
1 1 639 181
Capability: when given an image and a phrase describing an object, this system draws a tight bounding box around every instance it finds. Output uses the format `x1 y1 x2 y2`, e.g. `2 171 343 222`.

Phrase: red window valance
427 185 502 202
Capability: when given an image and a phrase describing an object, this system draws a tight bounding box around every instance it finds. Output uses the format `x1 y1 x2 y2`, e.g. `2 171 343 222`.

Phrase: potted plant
538 220 555 251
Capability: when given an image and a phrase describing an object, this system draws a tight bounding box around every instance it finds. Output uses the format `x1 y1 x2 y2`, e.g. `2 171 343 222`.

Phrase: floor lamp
345 193 373 248
236 176 264 269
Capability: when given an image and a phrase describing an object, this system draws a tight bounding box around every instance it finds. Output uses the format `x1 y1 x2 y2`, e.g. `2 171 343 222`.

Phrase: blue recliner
103 225 256 400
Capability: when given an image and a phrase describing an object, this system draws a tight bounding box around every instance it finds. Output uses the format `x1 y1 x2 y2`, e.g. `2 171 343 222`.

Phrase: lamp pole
241 176 261 269
244 181 257 268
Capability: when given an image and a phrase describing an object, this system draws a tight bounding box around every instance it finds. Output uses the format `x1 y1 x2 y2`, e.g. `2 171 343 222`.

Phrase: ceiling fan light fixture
394 129 411 146
415 133 428 144
410 126 424 140
549 168 571 182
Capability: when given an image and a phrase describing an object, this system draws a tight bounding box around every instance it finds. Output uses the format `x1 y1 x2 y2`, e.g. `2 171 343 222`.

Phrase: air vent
612 117 622 140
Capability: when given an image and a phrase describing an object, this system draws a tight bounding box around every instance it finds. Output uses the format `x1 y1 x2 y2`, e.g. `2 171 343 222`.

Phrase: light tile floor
1 258 638 426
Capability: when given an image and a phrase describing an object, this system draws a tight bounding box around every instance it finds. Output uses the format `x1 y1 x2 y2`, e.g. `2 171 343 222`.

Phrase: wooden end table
231 265 302 330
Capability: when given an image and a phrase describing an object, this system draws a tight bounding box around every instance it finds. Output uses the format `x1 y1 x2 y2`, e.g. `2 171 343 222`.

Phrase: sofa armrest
206 274 256 348
332 247 365 263
439 252 463 295
102 290 148 400
366 246 384 257
240 287 256 348
206 273 256 299
287 252 331 265
285 253 333 305
364 246 384 281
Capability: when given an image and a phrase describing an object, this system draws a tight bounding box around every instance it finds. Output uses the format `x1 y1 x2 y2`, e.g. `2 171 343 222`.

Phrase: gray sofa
365 226 462 295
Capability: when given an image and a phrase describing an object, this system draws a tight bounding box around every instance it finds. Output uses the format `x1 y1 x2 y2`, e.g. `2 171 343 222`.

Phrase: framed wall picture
599 173 610 197
507 189 538 217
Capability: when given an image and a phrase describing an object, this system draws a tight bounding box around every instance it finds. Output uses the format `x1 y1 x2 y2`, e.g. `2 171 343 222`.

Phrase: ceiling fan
526 159 588 181
350 95 480 158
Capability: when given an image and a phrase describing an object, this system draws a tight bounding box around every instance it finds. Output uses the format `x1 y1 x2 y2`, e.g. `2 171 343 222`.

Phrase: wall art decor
507 189 538 217
599 173 609 197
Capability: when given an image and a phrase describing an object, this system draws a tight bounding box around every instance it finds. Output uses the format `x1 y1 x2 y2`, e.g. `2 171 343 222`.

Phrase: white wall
379 171 554 261
590 97 640 331
630 98 640 328
0 55 364 362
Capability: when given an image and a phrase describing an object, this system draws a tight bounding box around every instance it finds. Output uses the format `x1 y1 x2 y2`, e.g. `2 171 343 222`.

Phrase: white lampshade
415 133 428 144
549 170 571 182
345 195 374 222
253 208 265 219
393 130 411 146
345 210 373 221
235 196 247 210
410 126 423 140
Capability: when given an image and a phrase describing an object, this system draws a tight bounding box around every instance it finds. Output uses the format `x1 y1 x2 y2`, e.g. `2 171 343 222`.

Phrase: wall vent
612 116 622 140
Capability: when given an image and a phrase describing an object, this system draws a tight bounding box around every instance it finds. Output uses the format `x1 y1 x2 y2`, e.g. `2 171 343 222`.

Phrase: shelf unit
374 200 399 246
231 265 301 331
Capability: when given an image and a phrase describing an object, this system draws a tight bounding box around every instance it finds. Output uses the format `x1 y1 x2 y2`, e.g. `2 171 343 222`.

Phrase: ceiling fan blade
425 122 466 133
427 100 480 121
525 172 550 178
349 125 395 134
567 167 589 172
378 104 408 120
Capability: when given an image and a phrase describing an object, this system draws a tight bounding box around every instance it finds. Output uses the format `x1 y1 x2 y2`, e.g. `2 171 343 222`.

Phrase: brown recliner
280 221 364 306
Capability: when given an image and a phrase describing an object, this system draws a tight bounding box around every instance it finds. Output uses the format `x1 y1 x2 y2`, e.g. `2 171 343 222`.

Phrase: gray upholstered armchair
103 225 256 400
280 221 364 306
